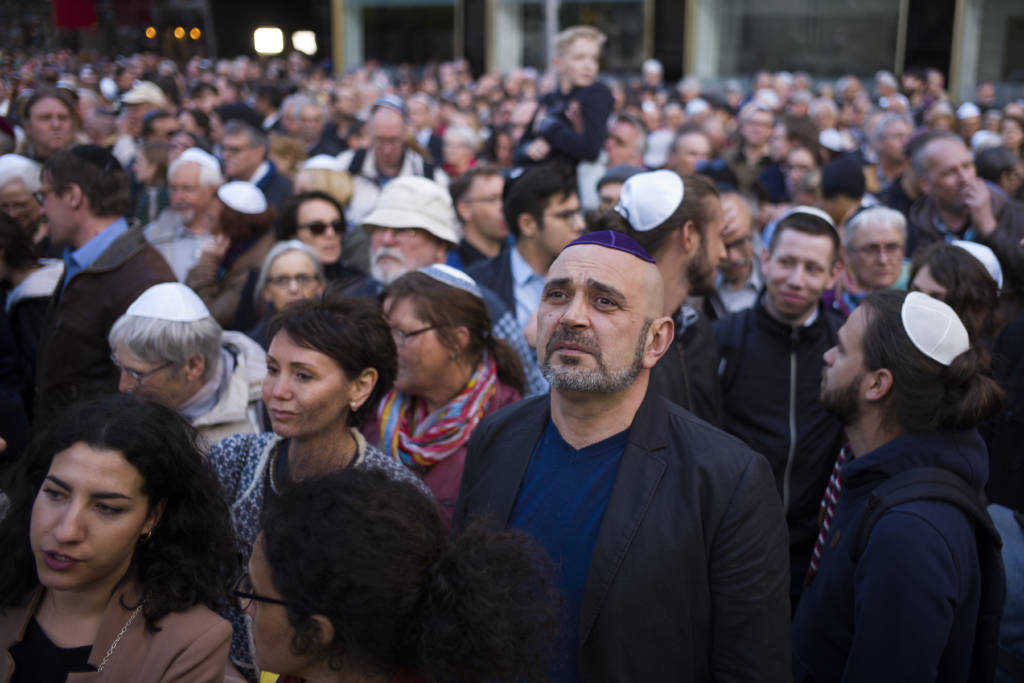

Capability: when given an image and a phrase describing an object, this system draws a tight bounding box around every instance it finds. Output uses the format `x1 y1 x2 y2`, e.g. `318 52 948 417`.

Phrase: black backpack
849 467 1006 683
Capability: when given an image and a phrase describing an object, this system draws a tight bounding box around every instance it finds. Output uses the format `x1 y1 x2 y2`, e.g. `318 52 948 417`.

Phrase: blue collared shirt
62 217 130 289
509 244 545 331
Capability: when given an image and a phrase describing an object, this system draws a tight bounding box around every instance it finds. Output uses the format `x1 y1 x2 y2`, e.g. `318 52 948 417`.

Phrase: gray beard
541 320 650 393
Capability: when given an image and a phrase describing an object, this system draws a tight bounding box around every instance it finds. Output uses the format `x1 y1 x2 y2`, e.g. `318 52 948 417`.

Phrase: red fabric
52 0 96 29
421 380 521 528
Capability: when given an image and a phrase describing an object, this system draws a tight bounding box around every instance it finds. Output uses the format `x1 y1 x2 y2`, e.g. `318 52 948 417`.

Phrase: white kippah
417 264 483 299
218 180 268 214
614 170 684 233
126 283 211 322
951 240 1003 290
901 291 971 366
178 147 221 176
302 154 345 172
777 205 839 236
957 102 981 120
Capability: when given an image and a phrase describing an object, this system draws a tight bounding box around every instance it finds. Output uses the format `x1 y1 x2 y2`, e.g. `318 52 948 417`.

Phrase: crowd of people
0 21 1023 682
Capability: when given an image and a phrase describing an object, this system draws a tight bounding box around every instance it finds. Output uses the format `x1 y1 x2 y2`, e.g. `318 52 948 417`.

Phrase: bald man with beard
454 230 789 683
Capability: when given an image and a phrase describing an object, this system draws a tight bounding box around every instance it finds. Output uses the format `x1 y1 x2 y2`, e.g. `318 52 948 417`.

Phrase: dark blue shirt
508 419 628 683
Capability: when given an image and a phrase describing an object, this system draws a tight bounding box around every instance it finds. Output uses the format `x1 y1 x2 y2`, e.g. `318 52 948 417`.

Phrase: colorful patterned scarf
378 353 498 469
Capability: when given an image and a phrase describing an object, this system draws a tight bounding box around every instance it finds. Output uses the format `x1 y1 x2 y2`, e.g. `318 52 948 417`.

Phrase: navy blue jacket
792 430 988 682
513 82 613 167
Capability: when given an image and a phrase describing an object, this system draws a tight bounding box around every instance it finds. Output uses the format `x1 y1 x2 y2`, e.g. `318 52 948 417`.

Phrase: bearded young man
608 170 727 426
453 230 790 683
794 290 1004 681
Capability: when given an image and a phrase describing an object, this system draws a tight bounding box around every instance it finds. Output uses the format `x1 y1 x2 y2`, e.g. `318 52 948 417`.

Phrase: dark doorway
904 0 956 77
363 6 455 64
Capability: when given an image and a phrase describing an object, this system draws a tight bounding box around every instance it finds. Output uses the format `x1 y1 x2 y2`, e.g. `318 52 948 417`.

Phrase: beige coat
0 583 243 682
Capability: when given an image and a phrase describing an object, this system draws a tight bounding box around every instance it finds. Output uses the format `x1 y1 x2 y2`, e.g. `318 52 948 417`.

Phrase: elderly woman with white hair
826 206 909 317
109 282 266 445
0 154 44 244
442 125 481 177
245 240 325 349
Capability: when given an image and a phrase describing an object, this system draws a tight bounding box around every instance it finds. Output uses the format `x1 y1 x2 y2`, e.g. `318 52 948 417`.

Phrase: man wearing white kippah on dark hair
793 290 1005 682
602 170 727 426
715 206 846 608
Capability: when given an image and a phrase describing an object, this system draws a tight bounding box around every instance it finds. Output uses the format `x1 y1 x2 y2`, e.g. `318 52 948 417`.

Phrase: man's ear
679 220 699 257
454 199 471 225
518 212 539 239
863 368 893 403
641 315 675 369
64 183 84 210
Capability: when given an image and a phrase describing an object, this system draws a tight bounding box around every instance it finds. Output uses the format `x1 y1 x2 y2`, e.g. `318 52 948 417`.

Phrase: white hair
443 125 481 152
108 311 223 383
844 206 907 250
254 240 324 306
168 150 224 188
0 154 42 193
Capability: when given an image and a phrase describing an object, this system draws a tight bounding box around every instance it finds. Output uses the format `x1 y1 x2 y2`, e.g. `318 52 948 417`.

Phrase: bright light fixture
292 30 317 56
254 27 284 55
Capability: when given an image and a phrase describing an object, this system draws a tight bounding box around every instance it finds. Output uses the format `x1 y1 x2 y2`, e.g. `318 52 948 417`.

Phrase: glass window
695 0 901 78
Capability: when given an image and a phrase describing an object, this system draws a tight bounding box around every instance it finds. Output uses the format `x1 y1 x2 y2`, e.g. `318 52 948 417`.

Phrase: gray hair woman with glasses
247 240 324 349
109 282 267 446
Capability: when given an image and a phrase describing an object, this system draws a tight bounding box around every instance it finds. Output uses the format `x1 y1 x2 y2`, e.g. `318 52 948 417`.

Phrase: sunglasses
300 219 345 236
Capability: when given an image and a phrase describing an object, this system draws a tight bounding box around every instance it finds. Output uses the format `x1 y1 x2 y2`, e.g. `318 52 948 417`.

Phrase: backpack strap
347 148 368 176
850 466 1005 683
714 306 753 395
849 466 1002 563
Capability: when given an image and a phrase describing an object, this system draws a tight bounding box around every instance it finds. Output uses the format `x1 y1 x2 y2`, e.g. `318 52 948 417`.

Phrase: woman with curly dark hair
244 468 556 683
0 393 242 682
909 240 1003 344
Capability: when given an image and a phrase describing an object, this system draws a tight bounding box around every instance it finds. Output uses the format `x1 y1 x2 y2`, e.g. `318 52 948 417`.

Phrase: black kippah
70 144 123 173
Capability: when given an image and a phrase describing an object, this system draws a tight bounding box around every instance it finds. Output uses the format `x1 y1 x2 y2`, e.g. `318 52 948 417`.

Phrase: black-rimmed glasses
389 324 438 344
233 573 298 611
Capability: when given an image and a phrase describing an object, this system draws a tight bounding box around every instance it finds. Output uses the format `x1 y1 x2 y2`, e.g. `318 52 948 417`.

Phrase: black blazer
453 388 792 682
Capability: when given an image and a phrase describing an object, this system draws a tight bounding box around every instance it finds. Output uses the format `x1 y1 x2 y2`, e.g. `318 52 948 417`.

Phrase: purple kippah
565 230 656 264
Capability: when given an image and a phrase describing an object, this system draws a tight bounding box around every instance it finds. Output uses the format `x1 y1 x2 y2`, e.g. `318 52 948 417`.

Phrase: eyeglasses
389 324 437 344
33 186 57 203
110 353 173 383
221 144 254 156
850 242 904 259
267 273 319 289
461 194 502 204
300 219 345 236
724 235 752 252
233 573 297 611
546 207 583 222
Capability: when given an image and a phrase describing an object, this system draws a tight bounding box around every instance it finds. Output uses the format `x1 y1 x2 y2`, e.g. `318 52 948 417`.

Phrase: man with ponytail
793 289 1006 681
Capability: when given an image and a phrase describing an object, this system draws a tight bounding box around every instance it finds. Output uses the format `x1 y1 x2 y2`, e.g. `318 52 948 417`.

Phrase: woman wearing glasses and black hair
242 468 556 683
209 293 428 679
0 393 242 682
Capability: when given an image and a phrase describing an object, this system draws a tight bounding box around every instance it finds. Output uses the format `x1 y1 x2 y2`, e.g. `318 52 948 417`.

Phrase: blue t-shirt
508 419 628 683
